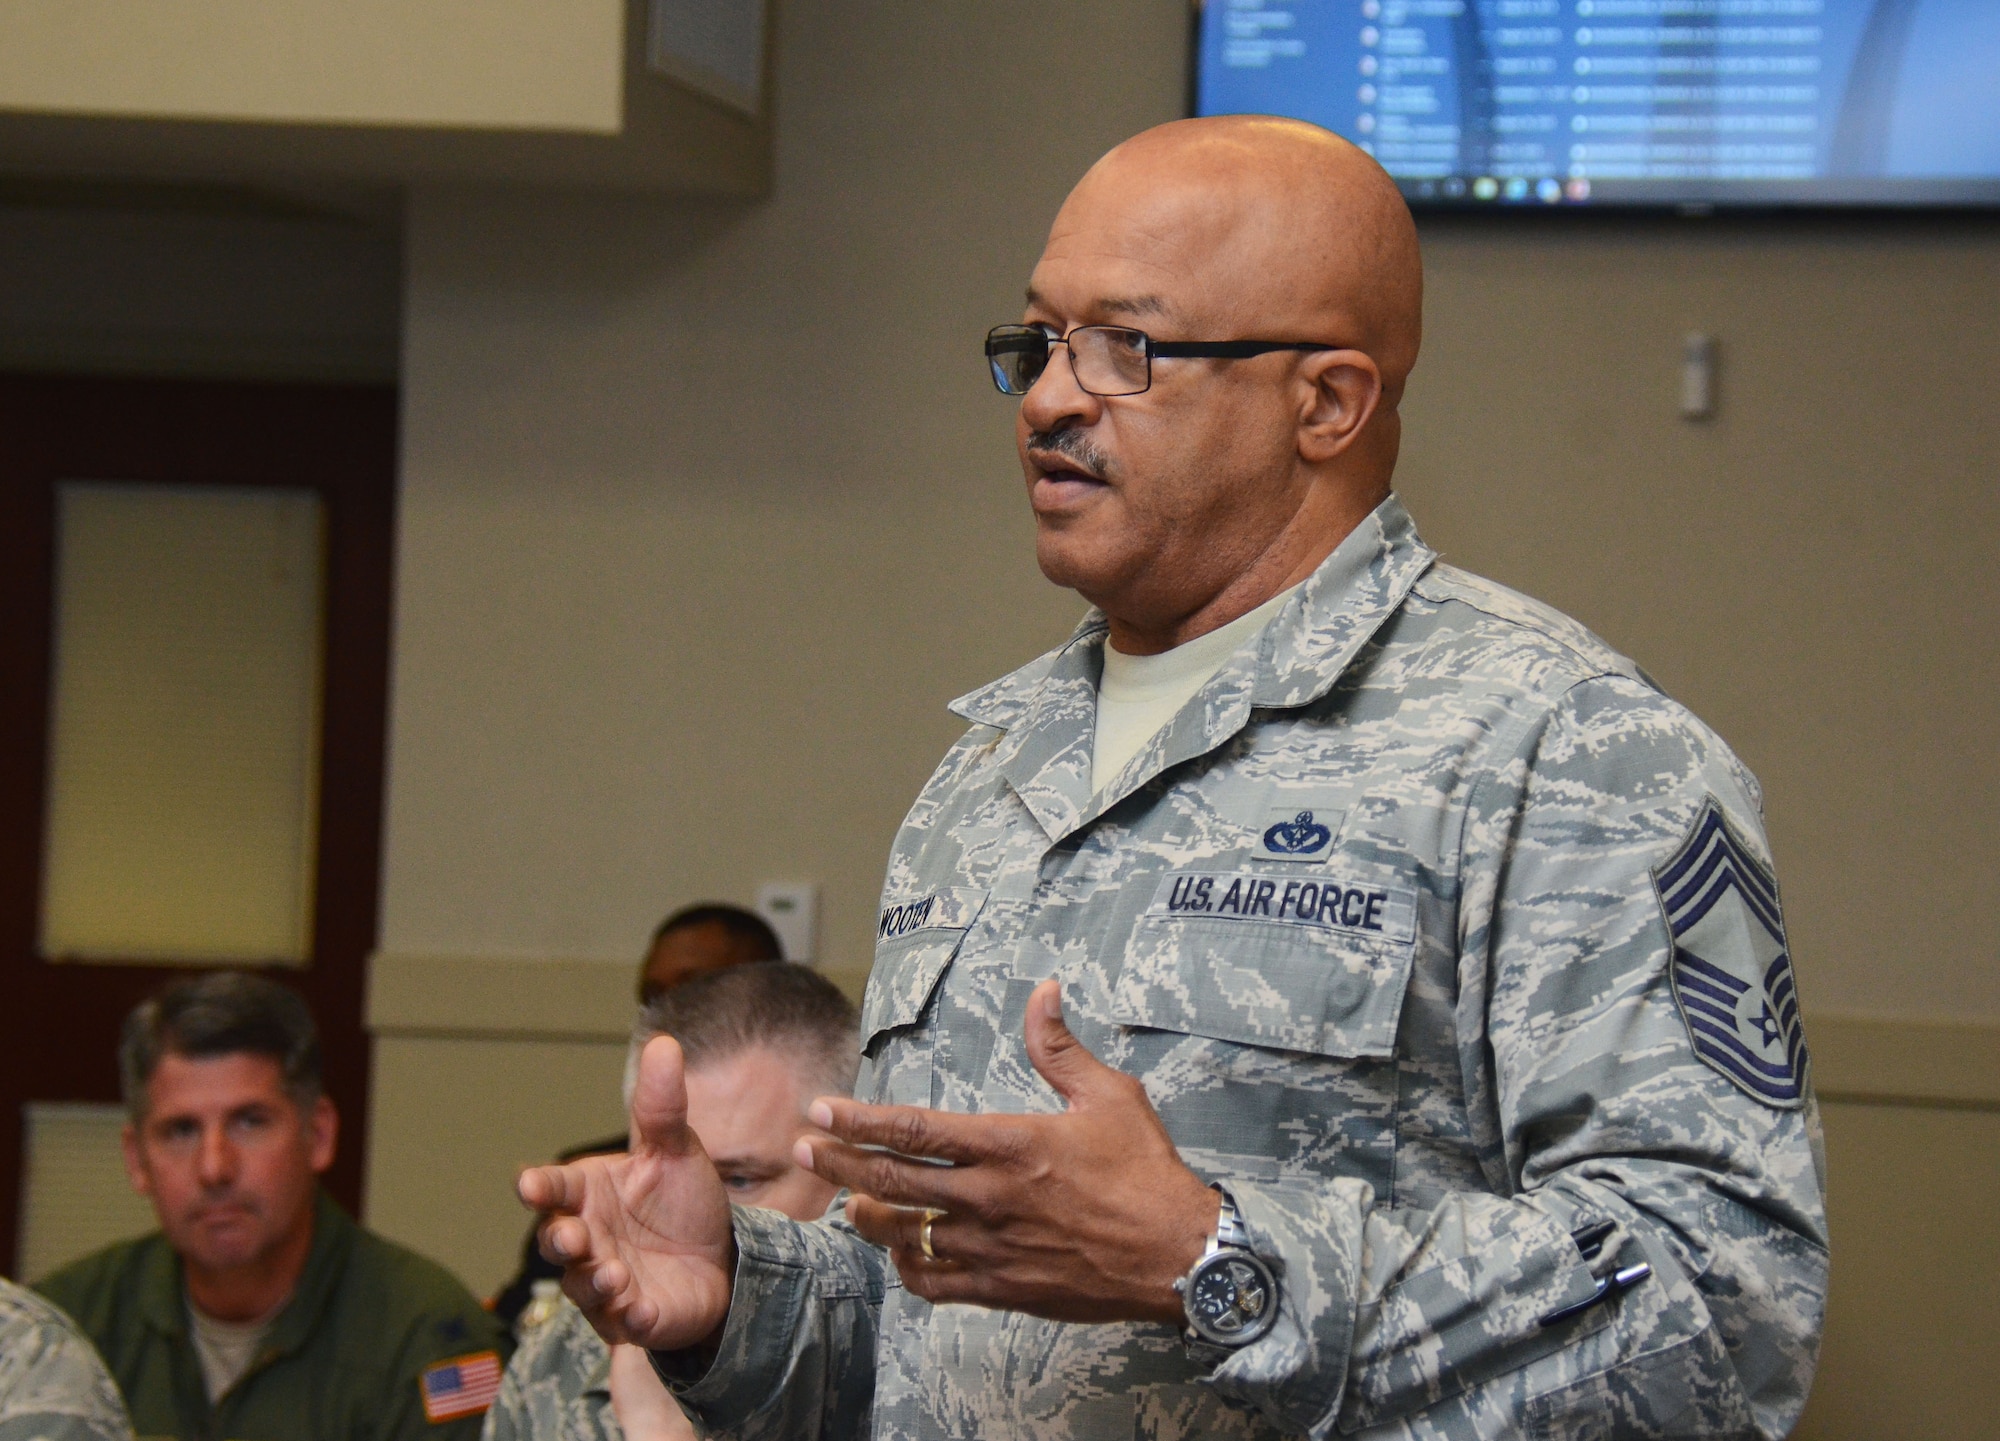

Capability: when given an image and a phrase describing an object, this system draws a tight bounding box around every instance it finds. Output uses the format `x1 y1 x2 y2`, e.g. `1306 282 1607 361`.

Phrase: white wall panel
16 1102 154 1282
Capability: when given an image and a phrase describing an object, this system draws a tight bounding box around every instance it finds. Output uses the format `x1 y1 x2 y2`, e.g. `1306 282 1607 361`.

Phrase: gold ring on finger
918 1208 947 1263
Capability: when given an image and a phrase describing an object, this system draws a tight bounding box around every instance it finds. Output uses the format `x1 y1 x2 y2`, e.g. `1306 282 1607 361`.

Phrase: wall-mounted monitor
1194 0 2000 209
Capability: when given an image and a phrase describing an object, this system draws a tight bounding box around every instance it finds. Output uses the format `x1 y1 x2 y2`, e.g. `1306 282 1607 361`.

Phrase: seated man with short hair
0 1276 134 1441
37 973 511 1441
486 963 859 1441
490 902 786 1332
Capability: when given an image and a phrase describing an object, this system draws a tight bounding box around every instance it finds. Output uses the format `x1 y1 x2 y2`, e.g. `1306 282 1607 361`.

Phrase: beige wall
362 0 2000 1427
0 0 622 131
1401 220 2000 1019
366 1032 628 1293
1793 1099 2000 1440
378 8 2000 1019
378 2 1186 985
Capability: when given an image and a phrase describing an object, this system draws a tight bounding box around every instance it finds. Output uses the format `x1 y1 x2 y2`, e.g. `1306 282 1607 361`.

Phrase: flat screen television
1193 0 2000 209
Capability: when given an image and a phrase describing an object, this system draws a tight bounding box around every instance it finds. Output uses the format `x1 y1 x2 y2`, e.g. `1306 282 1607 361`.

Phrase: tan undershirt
187 1293 289 1402
1091 584 1300 794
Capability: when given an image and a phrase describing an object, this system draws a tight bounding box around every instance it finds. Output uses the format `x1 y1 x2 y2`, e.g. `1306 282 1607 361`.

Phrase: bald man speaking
523 120 1827 1440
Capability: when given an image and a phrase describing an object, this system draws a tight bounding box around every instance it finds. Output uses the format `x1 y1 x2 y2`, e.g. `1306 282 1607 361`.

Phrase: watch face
1187 1253 1277 1346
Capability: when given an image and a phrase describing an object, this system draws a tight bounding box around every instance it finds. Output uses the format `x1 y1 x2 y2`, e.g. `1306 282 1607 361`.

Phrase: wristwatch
1173 1185 1280 1353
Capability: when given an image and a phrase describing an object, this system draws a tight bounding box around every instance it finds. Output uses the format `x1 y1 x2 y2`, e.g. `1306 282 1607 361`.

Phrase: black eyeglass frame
984 323 1339 397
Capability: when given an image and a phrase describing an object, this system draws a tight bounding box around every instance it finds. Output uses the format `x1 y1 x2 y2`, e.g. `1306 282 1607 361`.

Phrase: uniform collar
134 1230 190 1339
140 1191 356 1363
948 494 1435 843
256 1191 356 1364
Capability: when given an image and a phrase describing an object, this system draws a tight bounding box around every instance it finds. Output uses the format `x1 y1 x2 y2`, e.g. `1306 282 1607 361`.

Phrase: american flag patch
419 1351 502 1423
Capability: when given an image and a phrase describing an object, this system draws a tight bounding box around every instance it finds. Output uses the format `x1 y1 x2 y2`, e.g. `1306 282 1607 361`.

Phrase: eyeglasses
984 323 1338 398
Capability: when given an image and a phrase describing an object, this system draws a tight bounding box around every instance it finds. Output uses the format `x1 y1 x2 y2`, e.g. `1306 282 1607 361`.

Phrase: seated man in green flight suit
37 972 511 1441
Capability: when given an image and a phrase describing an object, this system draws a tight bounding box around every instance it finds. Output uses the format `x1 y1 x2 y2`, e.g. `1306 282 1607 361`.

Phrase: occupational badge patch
1653 798 1808 1109
1256 806 1342 860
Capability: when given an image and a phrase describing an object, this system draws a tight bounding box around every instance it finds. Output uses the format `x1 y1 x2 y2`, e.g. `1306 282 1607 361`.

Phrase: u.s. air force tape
1145 870 1416 945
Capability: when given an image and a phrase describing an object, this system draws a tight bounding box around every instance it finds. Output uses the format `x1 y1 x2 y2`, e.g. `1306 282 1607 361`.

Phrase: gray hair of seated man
625 961 860 1108
119 971 322 1122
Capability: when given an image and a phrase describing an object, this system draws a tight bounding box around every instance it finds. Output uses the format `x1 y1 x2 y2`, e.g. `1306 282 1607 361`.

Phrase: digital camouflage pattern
0 1278 134 1441
665 496 1828 1440
484 1302 622 1441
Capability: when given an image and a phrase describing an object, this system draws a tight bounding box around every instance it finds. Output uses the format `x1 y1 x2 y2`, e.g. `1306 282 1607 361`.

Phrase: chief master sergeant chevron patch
1653 797 1809 1109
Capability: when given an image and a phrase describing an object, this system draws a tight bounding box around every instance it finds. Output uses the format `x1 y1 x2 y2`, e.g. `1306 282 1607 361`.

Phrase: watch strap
1213 1185 1251 1249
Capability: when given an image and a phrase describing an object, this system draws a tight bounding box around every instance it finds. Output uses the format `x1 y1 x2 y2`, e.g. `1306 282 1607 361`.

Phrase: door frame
0 374 397 1276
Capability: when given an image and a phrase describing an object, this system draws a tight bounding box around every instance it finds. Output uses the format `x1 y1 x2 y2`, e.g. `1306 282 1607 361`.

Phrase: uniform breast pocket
1113 867 1416 1056
859 887 989 1104
1106 870 1417 1189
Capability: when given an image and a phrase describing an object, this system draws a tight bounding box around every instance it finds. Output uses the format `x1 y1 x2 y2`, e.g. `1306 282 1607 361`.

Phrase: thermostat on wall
755 881 818 964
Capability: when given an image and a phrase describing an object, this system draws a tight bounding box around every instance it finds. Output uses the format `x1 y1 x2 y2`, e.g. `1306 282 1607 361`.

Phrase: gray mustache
1026 428 1112 477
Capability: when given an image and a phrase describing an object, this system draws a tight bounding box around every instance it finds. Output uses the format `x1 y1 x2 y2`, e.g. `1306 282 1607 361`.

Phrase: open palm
518 1035 736 1351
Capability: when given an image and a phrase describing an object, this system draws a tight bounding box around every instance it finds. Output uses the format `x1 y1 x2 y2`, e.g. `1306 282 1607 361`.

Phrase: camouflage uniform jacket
0 1277 134 1441
667 496 1829 1440
484 1302 620 1441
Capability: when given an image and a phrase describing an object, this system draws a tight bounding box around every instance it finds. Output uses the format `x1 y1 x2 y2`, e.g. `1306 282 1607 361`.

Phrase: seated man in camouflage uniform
38 974 510 1441
491 904 788 1333
489 964 858 1441
0 1277 134 1441
523 117 1828 1439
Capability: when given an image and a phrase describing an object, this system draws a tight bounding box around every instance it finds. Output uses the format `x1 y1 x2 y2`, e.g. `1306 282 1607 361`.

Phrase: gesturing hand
517 1035 736 1351
796 980 1218 1325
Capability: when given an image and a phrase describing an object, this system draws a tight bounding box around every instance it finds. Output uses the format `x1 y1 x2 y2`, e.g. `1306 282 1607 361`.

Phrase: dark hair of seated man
637 902 783 1004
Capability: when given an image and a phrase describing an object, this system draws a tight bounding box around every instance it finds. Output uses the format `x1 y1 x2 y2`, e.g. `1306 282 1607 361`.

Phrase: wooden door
0 375 396 1276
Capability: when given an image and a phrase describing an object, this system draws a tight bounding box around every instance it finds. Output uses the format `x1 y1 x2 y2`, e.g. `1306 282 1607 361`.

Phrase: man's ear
1296 348 1383 463
306 1094 338 1175
120 1122 154 1199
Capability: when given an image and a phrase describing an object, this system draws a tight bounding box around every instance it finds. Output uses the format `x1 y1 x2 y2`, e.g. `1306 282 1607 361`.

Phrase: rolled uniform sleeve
655 1205 886 1441
0 1282 134 1441
1196 675 1829 1439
